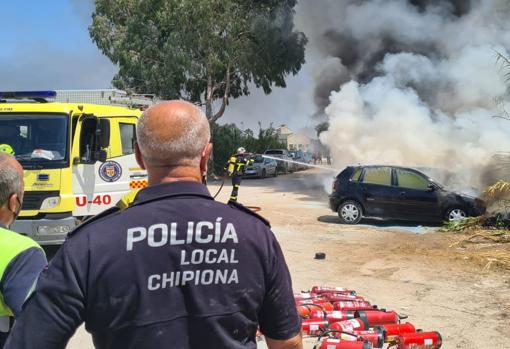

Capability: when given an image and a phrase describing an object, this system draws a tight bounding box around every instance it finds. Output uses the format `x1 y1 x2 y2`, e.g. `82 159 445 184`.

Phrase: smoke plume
301 0 510 191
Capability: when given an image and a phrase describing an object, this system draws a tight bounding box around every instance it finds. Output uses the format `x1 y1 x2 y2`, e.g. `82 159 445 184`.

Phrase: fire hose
210 173 262 212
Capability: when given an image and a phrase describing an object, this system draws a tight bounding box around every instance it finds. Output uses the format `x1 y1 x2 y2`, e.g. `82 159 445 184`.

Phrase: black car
329 166 486 224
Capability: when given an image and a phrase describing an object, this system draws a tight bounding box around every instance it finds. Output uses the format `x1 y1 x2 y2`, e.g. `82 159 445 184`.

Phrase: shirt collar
134 181 212 204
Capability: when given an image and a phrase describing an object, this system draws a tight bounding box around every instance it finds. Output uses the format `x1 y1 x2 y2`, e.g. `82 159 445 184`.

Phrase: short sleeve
258 234 301 340
4 234 88 349
0 247 47 316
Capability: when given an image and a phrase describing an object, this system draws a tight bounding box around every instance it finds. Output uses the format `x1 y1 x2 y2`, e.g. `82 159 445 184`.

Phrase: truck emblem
99 161 122 182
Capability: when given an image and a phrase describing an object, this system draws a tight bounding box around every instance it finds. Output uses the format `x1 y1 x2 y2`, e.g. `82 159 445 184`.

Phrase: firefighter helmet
237 147 246 154
0 144 14 155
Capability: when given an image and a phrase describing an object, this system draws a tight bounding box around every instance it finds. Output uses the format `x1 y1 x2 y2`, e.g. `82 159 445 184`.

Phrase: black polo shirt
5 182 300 349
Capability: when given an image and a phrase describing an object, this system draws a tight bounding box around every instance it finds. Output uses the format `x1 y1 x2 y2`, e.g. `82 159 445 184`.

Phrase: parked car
329 165 486 224
244 155 278 178
264 149 295 173
289 151 309 171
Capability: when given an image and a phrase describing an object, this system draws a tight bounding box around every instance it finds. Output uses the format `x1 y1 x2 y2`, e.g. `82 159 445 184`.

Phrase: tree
89 0 307 124
211 122 285 173
315 121 329 137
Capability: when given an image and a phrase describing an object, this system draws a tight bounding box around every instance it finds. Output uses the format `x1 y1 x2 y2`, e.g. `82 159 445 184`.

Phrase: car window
396 169 429 190
362 167 391 186
351 168 362 181
119 122 136 155
265 150 284 155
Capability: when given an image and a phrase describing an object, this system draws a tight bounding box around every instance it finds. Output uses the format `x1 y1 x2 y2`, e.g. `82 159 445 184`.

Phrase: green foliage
212 122 286 173
440 217 481 232
90 0 307 122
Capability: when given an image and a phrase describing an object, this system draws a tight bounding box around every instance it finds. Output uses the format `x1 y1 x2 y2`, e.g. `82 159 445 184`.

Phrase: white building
276 124 312 152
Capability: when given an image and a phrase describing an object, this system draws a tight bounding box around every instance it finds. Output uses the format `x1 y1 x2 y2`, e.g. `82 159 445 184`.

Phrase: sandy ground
64 169 509 349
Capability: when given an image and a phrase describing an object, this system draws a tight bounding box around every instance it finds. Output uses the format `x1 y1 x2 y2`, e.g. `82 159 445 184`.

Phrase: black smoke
312 0 477 112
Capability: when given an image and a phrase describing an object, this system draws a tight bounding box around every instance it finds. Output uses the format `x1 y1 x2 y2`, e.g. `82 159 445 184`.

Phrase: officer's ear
7 192 19 213
134 143 146 170
200 143 213 173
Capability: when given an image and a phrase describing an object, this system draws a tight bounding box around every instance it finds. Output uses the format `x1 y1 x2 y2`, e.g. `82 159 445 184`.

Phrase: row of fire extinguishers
296 286 442 349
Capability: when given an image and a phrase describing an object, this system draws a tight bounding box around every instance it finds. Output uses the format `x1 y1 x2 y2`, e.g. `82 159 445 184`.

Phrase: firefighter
0 153 46 348
225 147 254 202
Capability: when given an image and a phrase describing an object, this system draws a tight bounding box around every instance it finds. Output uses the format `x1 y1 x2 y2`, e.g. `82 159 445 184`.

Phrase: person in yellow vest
0 153 46 348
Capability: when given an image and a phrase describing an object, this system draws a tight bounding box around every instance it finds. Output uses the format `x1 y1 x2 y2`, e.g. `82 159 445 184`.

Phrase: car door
393 168 441 221
265 158 277 175
73 116 146 217
359 167 398 218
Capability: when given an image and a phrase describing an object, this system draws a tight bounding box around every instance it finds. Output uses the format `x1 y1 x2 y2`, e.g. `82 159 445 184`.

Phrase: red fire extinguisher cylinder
355 310 399 326
397 331 442 349
312 286 356 295
319 338 373 349
301 318 329 336
333 301 374 311
329 318 368 333
375 323 416 343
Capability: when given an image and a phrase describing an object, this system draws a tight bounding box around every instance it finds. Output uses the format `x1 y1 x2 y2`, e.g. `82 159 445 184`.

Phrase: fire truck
0 90 154 245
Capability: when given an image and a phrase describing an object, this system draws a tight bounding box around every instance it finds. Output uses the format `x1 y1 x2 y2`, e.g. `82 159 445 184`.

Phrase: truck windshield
0 113 69 169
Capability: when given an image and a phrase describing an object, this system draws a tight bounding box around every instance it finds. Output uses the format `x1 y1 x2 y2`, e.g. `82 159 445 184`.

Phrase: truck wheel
338 200 363 224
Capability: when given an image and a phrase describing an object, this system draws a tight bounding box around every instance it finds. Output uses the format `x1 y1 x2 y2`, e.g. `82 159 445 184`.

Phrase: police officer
225 147 254 202
5 101 302 349
0 153 46 348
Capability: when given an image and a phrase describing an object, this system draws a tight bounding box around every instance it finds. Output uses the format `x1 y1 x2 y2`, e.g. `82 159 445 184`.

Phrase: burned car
329 165 486 224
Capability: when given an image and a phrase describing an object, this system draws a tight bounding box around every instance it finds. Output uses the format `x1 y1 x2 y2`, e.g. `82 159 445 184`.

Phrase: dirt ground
66 169 510 349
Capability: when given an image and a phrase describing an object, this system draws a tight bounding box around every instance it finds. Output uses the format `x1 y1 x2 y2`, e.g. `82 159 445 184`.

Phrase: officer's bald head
136 101 210 168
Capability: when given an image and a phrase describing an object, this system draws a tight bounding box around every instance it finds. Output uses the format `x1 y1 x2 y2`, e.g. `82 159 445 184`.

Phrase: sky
0 0 317 133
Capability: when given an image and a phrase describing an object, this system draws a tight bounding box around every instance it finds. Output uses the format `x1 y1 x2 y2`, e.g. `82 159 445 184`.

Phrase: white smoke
316 0 510 192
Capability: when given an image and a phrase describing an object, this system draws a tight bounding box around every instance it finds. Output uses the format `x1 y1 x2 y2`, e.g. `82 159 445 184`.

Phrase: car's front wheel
338 200 363 224
446 208 467 222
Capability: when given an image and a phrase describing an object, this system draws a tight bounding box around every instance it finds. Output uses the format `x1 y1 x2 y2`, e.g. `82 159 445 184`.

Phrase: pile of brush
444 180 510 232
295 286 442 349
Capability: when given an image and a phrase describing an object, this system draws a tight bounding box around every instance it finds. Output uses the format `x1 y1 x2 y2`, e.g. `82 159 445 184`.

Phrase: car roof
350 165 427 174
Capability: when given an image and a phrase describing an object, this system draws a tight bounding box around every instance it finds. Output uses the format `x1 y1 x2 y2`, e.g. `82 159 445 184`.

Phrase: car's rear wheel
338 200 363 224
446 208 467 222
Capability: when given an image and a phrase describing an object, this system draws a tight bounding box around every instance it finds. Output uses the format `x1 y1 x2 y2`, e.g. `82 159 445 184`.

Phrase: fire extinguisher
353 330 385 348
375 323 416 343
309 310 356 323
333 301 374 311
301 318 329 336
322 294 367 302
355 310 399 326
397 332 442 349
297 298 332 306
330 330 384 348
311 286 356 295
297 302 334 318
329 318 368 333
294 292 317 301
317 338 373 349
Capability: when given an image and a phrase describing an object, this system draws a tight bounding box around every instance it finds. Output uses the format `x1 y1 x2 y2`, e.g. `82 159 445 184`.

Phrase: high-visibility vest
0 227 42 317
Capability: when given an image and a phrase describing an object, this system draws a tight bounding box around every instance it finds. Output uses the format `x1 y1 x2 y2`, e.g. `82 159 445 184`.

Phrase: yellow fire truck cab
0 91 149 244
